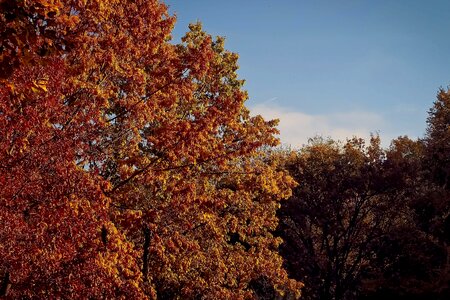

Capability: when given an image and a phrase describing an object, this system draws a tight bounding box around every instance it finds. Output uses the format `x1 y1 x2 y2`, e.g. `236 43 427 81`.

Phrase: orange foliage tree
0 0 301 298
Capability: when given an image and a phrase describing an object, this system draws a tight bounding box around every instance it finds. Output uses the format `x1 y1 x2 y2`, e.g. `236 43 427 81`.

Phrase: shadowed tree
424 87 450 190
277 136 417 300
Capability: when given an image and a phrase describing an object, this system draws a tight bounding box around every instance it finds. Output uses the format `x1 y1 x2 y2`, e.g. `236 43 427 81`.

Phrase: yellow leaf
32 78 48 92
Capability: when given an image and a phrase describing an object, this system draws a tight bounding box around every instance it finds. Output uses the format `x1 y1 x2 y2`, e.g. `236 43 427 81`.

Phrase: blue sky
164 0 450 147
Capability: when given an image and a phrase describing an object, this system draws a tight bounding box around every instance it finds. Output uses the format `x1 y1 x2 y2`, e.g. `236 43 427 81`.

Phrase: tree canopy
0 0 301 298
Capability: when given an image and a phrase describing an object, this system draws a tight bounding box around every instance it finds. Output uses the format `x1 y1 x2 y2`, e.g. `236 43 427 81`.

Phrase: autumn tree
404 89 450 293
277 136 416 300
363 89 450 299
0 0 173 297
358 136 449 299
106 23 302 299
1 0 301 298
423 88 450 298
424 88 450 190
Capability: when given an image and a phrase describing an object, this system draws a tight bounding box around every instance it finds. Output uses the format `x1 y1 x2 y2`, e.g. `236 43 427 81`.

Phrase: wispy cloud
250 103 391 148
262 97 278 104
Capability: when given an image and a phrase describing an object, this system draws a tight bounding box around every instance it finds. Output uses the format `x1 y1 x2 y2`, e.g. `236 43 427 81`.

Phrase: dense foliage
1 1 449 299
0 0 301 298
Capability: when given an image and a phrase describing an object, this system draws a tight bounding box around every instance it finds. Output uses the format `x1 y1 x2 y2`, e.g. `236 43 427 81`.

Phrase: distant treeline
277 88 450 299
